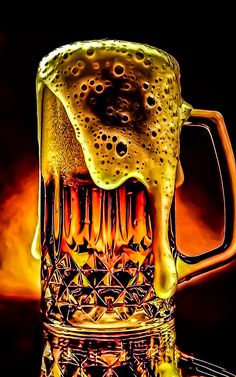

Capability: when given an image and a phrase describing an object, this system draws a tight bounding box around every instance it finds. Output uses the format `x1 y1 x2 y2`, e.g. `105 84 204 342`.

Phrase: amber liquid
41 177 175 333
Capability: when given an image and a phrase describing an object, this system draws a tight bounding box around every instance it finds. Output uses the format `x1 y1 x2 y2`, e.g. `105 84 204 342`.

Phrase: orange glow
175 187 224 255
0 166 40 299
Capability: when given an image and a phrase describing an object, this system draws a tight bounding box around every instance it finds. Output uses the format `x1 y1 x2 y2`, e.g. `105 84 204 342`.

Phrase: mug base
41 319 179 376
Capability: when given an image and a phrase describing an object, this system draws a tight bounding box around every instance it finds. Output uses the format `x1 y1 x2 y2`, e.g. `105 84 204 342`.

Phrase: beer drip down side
34 40 192 318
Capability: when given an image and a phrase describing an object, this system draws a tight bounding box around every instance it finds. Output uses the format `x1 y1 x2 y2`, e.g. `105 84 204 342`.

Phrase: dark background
0 21 236 376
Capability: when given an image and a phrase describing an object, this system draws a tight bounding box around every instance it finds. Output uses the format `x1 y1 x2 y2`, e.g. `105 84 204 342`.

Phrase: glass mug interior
34 40 235 334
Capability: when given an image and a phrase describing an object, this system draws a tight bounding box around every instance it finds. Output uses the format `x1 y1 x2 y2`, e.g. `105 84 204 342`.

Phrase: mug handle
176 109 236 282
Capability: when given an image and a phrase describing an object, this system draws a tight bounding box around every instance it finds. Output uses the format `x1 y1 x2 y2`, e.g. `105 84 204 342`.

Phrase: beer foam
37 40 192 299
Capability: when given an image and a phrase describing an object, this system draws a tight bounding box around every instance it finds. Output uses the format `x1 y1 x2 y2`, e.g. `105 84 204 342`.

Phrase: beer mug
34 40 236 338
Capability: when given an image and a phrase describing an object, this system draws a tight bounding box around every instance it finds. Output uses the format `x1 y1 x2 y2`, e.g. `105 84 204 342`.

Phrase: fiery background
0 161 40 298
0 31 236 376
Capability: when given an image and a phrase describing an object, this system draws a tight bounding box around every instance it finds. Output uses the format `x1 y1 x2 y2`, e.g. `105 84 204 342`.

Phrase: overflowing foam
36 40 192 299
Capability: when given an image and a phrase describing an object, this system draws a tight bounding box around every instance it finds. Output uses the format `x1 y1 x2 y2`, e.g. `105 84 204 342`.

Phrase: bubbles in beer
95 84 104 93
113 64 125 76
147 96 156 107
86 48 95 56
72 67 79 75
116 142 128 157
135 50 144 60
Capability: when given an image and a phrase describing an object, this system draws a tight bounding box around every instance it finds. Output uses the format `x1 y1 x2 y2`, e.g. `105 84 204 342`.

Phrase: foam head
38 40 191 190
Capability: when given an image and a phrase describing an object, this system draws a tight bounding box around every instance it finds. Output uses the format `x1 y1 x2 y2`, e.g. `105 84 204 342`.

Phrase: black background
0 17 236 376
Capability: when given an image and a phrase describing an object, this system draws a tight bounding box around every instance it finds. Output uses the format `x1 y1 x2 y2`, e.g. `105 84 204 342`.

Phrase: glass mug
33 40 236 337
